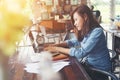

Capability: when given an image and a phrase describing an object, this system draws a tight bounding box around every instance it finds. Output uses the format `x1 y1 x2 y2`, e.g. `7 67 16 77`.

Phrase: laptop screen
28 31 37 53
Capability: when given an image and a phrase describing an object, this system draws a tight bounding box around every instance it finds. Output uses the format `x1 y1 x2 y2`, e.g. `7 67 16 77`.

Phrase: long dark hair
71 4 101 41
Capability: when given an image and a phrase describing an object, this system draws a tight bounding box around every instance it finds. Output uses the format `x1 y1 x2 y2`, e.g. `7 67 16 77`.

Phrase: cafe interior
0 0 120 80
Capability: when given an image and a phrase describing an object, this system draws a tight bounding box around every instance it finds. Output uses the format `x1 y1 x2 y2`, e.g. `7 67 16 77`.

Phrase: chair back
89 67 119 80
89 48 117 79
92 10 101 23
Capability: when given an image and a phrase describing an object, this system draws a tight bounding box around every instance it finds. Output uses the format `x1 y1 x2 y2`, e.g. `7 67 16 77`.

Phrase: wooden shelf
39 19 66 33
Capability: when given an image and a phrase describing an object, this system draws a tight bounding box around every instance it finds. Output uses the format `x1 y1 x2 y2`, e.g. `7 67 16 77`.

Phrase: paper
24 62 41 73
52 61 70 72
24 61 70 74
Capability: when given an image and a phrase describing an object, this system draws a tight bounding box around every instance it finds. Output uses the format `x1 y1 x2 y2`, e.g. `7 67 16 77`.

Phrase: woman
45 4 111 80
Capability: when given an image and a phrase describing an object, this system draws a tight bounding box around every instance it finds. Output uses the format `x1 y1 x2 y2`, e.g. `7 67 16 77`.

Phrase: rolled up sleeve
69 28 103 59
65 39 78 47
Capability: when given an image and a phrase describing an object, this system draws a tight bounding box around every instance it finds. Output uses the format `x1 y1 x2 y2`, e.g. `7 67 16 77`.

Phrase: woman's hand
44 46 70 56
44 46 58 53
44 43 57 48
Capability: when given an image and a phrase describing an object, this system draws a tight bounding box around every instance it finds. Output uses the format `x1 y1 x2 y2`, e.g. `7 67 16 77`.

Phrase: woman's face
73 12 84 31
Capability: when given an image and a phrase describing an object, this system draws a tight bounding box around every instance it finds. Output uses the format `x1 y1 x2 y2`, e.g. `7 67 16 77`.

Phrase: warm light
0 0 32 56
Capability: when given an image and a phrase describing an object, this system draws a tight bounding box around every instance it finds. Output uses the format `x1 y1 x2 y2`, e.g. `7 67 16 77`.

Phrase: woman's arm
53 42 68 47
44 46 70 55
44 41 70 55
55 47 70 54
44 41 68 47
69 28 104 59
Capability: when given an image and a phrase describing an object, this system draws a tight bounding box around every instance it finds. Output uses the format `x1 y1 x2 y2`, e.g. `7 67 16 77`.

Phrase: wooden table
9 54 91 80
59 57 92 80
32 56 92 80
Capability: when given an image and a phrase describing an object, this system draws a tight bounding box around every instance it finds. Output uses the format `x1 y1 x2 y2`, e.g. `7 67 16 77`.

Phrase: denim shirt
66 27 111 71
